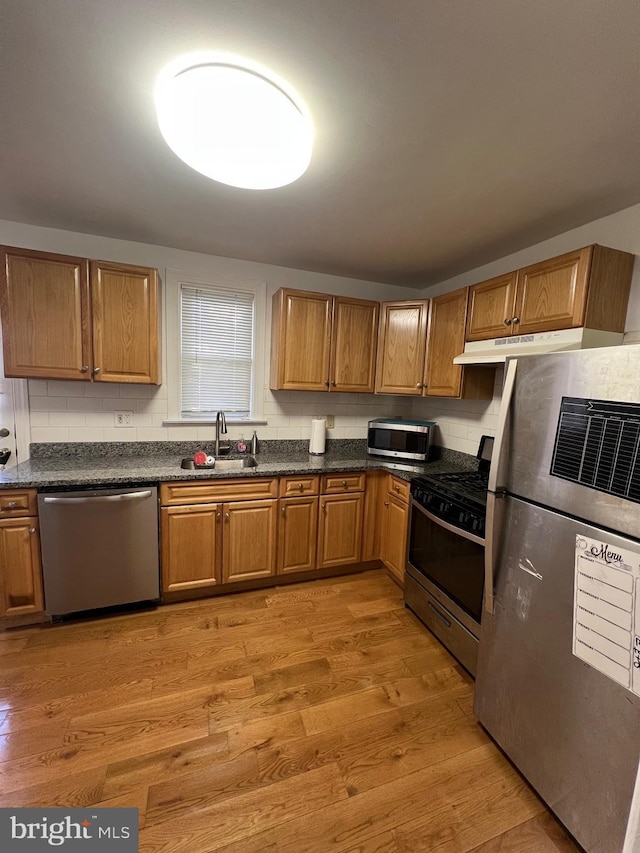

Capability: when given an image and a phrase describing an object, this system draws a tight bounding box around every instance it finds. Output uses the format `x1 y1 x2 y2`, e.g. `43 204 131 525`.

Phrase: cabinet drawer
279 475 320 497
160 478 278 506
387 476 410 503
0 490 37 517
321 473 366 494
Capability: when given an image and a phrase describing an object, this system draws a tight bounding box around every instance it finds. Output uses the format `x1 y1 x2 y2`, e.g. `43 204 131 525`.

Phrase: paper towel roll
309 417 327 455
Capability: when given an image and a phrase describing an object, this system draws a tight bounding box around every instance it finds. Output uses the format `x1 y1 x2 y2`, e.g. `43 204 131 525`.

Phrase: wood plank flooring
0 570 581 852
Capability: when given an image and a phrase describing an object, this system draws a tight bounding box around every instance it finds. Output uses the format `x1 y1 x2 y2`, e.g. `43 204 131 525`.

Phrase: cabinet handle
80 364 89 373
92 367 100 375
503 318 512 326
6 501 17 509
512 317 520 324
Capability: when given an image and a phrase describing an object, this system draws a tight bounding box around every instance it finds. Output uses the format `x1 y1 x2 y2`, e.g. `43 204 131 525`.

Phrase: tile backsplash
27 368 503 454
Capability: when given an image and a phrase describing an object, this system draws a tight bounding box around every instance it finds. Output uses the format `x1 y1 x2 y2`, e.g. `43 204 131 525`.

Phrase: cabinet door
330 297 379 393
270 289 332 391
317 493 363 568
0 247 91 380
222 499 278 582
375 301 429 395
161 504 222 594
0 517 44 617
514 248 591 335
380 493 409 586
424 287 468 397
277 496 318 574
466 273 517 341
90 261 160 384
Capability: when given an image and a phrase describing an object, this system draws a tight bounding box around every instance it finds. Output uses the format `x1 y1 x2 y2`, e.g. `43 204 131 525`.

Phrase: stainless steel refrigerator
474 346 640 853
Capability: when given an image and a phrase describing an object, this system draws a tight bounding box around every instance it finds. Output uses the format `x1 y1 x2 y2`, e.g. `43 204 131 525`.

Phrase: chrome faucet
214 411 227 456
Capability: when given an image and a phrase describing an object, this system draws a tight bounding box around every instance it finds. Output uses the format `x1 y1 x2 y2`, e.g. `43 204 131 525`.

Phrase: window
165 271 266 423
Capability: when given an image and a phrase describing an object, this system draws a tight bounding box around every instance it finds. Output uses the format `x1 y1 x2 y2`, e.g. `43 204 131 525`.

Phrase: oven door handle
411 499 485 547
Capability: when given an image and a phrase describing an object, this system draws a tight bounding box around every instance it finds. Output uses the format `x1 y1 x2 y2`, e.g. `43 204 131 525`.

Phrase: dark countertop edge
0 452 477 490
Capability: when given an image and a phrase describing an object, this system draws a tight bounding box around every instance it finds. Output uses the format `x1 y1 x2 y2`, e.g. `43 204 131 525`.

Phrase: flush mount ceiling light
155 53 313 190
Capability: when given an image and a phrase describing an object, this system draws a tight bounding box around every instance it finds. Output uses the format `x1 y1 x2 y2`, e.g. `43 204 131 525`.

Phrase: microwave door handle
489 358 517 494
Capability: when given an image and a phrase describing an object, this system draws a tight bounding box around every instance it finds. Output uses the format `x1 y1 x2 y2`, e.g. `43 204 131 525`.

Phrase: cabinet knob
216 511 221 520
384 501 389 507
394 485 400 492
512 316 520 324
331 380 336 387
322 502 326 511
92 367 100 375
503 318 512 326
325 379 330 387
297 483 304 491
224 512 230 521
281 506 286 515
29 527 36 534
80 365 89 373
7 501 17 509
415 383 423 388
342 480 347 488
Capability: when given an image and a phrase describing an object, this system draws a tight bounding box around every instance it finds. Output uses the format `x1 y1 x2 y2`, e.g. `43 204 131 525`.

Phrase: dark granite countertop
0 441 477 490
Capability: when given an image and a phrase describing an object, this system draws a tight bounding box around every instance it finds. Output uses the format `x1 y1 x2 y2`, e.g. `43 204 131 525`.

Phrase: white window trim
164 269 267 424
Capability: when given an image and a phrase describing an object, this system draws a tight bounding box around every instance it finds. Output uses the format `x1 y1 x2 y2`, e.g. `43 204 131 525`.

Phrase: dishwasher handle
42 490 153 505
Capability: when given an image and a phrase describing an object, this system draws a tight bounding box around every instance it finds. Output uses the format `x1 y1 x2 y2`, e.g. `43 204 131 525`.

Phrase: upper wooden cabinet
270 288 379 392
375 300 429 395
375 291 494 400
0 246 161 384
466 245 634 342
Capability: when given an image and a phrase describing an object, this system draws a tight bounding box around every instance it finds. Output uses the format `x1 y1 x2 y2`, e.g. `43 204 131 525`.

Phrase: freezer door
499 345 640 541
475 495 640 853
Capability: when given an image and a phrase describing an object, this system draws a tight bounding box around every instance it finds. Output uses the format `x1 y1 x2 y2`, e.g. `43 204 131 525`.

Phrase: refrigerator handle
484 490 503 615
488 358 518 493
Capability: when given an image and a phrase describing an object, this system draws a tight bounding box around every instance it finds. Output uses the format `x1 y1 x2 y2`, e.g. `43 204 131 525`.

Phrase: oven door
407 499 485 636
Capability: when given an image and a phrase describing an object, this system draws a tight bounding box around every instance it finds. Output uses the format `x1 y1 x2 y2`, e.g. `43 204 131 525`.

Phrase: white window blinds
180 284 255 418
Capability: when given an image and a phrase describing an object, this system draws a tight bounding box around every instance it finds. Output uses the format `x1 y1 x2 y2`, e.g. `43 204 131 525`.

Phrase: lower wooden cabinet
278 495 319 574
317 492 364 569
380 475 410 586
0 516 44 617
161 504 222 594
222 499 278 583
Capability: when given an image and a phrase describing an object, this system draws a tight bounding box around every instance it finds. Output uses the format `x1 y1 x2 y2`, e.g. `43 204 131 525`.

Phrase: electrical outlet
326 415 335 429
114 411 134 427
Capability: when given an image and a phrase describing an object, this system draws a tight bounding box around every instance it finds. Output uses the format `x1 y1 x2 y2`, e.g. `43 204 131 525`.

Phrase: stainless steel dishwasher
38 485 160 617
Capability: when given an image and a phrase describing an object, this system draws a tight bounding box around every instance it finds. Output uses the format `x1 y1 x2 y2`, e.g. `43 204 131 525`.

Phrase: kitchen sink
180 456 257 470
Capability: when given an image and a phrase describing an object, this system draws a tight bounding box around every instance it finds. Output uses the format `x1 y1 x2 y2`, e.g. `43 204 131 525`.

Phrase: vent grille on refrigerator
550 397 640 502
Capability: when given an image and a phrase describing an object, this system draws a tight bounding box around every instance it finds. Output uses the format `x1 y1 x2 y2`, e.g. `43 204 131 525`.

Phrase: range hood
454 328 624 365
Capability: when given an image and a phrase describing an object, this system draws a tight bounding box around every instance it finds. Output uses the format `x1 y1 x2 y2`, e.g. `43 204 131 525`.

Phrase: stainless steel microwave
367 418 436 462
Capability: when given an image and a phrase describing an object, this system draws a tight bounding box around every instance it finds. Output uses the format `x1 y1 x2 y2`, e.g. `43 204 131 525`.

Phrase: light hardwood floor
0 569 581 852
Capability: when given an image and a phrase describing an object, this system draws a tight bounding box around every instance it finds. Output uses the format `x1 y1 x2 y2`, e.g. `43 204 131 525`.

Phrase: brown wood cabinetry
160 479 280 594
317 471 365 569
467 245 634 341
380 475 410 586
278 495 319 574
375 300 429 395
270 288 379 392
0 246 160 384
375 291 493 400
0 489 43 618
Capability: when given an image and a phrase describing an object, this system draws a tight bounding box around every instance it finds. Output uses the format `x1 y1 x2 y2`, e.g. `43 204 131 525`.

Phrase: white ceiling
1 1 639 286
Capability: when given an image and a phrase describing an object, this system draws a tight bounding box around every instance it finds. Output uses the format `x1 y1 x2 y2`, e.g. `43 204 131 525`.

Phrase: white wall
410 202 640 453
0 219 418 446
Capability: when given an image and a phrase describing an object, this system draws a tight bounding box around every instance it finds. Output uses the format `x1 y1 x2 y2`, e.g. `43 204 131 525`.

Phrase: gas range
410 470 488 539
